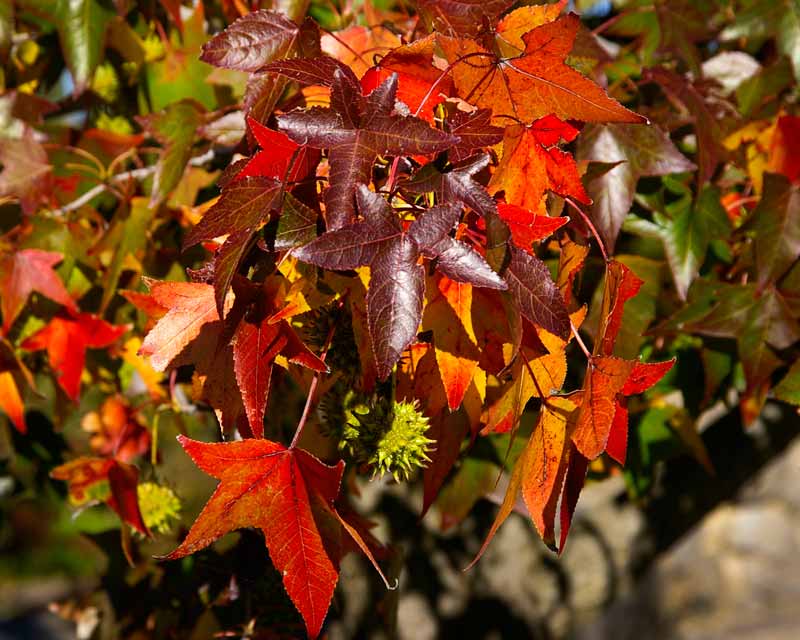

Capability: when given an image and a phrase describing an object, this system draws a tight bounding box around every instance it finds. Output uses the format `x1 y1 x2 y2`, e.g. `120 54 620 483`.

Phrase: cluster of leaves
1 0 799 637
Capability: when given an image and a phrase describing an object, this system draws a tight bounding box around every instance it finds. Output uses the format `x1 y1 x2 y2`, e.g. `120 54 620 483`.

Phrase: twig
289 321 337 449
55 150 215 215
570 320 592 359
565 197 609 262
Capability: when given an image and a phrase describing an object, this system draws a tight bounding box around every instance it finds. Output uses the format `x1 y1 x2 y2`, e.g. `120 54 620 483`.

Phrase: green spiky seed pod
318 384 373 460
352 401 434 482
137 482 181 535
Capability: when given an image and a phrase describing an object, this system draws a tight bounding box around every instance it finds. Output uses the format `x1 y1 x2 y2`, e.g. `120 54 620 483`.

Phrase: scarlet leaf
236 117 319 184
233 314 326 438
0 248 77 334
497 203 569 251
621 359 676 396
276 73 458 229
559 446 589 551
440 14 645 124
605 400 629 466
21 313 127 402
165 436 345 639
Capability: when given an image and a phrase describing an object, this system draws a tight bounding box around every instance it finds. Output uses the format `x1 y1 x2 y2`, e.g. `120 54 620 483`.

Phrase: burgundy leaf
404 154 496 218
277 74 458 229
200 11 308 72
504 245 570 339
367 237 425 380
447 109 504 163
265 56 360 92
430 237 507 290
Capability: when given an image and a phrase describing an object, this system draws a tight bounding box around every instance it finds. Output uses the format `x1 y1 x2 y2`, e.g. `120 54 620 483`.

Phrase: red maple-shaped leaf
235 116 319 184
294 186 505 378
0 249 77 334
164 436 345 639
21 313 127 402
233 311 326 439
440 14 645 124
51 457 149 535
497 203 569 251
274 71 458 229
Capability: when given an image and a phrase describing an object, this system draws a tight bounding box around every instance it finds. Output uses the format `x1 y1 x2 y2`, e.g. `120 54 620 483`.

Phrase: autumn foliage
1 0 799 637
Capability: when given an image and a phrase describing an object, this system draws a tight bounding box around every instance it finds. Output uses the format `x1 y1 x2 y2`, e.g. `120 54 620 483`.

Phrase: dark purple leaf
264 56 360 91
184 176 282 248
504 245 570 339
403 154 496 218
367 237 425 379
447 109 504 163
200 11 306 72
430 237 507 290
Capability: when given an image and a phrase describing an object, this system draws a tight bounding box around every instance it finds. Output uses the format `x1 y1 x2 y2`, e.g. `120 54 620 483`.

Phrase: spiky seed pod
137 482 181 535
367 400 434 482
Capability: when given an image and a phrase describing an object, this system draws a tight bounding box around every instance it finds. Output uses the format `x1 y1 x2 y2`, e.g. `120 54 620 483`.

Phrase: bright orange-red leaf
559 446 589 551
165 436 344 639
605 400 629 465
237 117 319 183
621 359 676 395
0 370 25 433
571 356 636 459
490 123 590 216
768 114 800 183
21 313 127 402
498 203 569 251
81 395 151 463
440 14 645 125
594 260 644 357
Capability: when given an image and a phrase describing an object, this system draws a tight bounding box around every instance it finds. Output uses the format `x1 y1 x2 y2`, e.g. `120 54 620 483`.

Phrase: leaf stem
564 197 609 262
290 319 337 449
570 320 592 359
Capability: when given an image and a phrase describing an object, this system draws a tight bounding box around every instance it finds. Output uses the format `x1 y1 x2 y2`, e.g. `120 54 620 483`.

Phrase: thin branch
564 197 609 262
55 150 215 215
570 320 592 359
290 321 337 449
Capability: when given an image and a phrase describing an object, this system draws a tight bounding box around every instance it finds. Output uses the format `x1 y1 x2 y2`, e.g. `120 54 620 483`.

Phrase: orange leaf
571 356 636 459
440 14 645 125
0 370 25 433
521 396 577 544
423 275 480 411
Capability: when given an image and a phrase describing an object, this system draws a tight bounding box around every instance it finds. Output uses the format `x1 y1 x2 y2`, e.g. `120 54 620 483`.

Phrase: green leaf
662 186 731 300
96 197 157 312
774 359 800 406
139 101 203 206
19 0 113 93
0 2 12 61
